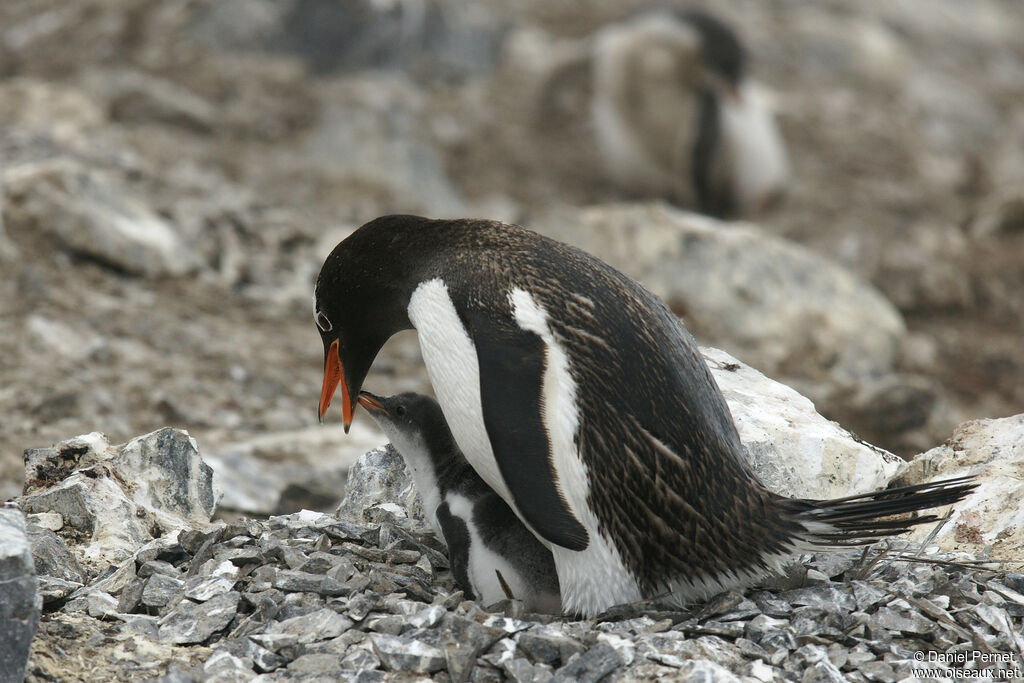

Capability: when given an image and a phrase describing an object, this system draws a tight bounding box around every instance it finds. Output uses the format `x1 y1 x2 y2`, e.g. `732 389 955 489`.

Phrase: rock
25 521 85 585
23 432 116 494
267 608 355 644
596 632 635 666
502 657 552 683
25 314 106 364
678 659 742 683
901 413 1024 561
184 576 237 602
371 632 447 674
788 11 915 87
203 650 254 682
89 557 138 596
303 75 466 218
278 652 352 679
868 606 933 637
268 0 504 79
3 159 198 277
0 505 41 683
22 465 155 570
815 372 959 457
440 615 508 681
340 647 381 671
704 347 903 499
204 422 382 515
408 605 446 630
535 203 905 384
37 576 83 603
272 570 325 593
970 190 1024 238
551 642 623 682
84 67 218 132
13 422 1023 682
22 429 218 573
114 428 218 527
86 590 119 619
142 573 186 609
28 512 64 532
185 0 285 51
158 591 242 644
779 586 856 614
0 78 106 141
336 444 426 524
875 223 974 312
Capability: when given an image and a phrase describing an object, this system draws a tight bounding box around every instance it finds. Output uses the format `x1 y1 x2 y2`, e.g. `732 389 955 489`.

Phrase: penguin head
357 391 460 473
678 9 746 91
313 216 426 432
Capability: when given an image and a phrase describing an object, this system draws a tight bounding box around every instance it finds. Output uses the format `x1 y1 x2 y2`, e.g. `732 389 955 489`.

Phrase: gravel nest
27 501 1024 682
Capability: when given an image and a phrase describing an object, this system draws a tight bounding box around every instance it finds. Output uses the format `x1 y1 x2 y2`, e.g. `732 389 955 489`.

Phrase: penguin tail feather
777 475 977 547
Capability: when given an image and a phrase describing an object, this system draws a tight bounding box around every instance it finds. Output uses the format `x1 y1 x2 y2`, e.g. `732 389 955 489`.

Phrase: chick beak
357 391 385 413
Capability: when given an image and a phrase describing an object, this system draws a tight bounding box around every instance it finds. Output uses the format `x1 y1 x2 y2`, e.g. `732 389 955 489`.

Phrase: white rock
26 315 106 363
114 429 217 527
23 472 153 569
22 428 218 572
204 422 382 515
678 659 742 683
185 576 236 603
336 444 425 524
705 347 904 499
597 633 636 666
28 512 64 532
535 203 906 384
86 590 119 619
3 159 197 277
902 414 1024 560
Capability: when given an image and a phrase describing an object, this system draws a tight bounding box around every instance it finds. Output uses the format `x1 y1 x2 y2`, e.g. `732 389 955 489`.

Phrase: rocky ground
2 422 1021 681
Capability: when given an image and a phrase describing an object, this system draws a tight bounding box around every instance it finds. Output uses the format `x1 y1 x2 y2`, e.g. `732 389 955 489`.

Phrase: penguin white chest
408 279 644 615
407 279 513 504
445 493 523 606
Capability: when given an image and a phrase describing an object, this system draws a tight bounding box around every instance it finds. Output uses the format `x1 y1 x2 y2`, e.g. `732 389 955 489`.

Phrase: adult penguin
591 9 789 216
314 214 973 617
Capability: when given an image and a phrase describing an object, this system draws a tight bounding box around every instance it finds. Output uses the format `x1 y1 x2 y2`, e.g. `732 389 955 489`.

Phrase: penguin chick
591 8 789 217
358 390 562 614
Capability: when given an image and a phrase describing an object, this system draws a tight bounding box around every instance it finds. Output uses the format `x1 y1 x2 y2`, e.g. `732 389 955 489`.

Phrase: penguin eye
315 311 332 333
395 404 407 417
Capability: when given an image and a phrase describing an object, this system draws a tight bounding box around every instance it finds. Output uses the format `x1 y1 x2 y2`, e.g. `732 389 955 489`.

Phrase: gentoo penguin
590 9 789 217
315 215 974 617
357 390 561 613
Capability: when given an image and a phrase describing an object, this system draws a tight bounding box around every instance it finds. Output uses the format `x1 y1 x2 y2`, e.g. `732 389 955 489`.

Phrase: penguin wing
469 315 590 551
436 501 475 600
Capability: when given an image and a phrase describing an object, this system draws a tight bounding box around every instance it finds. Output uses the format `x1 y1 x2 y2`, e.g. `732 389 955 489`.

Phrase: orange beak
319 338 353 432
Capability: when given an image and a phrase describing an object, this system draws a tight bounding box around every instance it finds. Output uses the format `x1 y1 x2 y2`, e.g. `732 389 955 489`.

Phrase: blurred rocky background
2 0 1024 515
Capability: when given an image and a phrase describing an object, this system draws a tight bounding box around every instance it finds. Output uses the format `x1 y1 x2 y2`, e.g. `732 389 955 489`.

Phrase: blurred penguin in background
590 8 789 218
